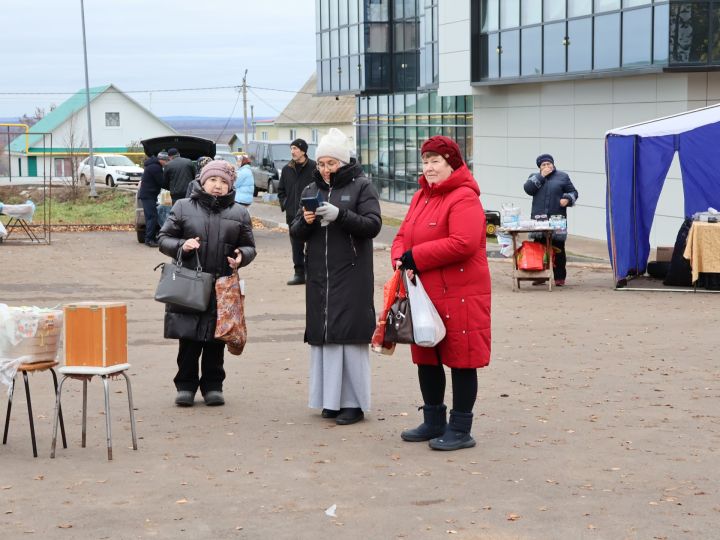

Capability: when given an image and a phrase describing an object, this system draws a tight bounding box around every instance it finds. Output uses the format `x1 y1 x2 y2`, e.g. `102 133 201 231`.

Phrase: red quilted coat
390 165 491 369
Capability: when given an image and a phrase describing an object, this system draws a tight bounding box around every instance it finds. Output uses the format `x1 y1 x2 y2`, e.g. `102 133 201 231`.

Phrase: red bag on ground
517 241 546 271
371 269 406 355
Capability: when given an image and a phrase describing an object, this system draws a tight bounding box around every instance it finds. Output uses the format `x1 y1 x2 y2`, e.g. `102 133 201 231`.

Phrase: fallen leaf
57 524 73 529
176 499 188 505
34 475 44 481
1 486 12 490
507 513 521 521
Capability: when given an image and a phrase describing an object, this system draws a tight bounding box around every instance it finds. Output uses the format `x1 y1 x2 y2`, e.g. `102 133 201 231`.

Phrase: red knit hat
421 136 464 170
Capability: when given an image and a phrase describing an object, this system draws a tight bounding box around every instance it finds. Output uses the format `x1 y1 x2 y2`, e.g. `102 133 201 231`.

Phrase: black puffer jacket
138 156 164 200
157 184 256 342
163 157 196 201
523 168 579 218
278 158 316 224
290 159 381 345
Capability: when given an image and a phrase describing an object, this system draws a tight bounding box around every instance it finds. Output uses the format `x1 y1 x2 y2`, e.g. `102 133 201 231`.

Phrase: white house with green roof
7 84 176 178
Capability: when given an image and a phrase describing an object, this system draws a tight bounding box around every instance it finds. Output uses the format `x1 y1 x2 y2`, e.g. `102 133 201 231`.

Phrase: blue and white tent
605 103 720 286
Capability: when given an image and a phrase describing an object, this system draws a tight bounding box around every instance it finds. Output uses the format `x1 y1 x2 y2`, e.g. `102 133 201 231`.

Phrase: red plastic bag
371 270 406 355
517 241 546 271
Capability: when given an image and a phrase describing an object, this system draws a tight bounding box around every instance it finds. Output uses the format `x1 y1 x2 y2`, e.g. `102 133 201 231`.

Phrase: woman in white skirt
289 129 382 425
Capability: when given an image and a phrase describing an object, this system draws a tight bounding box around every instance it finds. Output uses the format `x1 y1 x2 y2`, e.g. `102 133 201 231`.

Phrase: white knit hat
316 128 351 163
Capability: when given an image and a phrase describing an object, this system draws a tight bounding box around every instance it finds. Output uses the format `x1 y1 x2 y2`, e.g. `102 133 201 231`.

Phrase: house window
105 112 120 127
261 131 268 140
290 129 297 140
311 129 319 143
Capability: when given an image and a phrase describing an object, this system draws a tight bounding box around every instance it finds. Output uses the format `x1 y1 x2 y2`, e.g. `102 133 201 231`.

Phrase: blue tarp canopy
605 104 720 285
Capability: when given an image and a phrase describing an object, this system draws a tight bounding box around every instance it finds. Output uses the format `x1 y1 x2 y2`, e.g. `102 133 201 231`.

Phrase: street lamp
80 0 97 197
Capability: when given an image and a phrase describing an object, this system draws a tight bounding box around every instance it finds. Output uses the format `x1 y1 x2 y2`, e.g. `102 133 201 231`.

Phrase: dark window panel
365 54 391 90
594 13 621 69
521 26 542 76
543 22 566 74
367 0 390 21
366 23 389 53
713 7 720 62
567 18 592 72
670 3 710 64
500 30 520 77
622 7 652 66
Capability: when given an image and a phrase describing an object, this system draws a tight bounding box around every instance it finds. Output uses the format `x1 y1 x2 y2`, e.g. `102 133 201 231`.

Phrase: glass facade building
471 1 720 83
316 0 472 203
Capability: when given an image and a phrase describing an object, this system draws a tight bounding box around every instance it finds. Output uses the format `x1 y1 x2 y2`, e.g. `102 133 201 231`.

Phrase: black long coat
278 158 316 224
158 184 256 342
290 160 382 345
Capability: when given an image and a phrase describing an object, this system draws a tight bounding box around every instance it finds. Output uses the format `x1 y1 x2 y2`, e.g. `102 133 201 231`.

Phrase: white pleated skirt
308 344 371 411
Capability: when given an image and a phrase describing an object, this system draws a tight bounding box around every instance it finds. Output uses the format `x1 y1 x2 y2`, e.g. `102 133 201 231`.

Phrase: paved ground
1 222 718 539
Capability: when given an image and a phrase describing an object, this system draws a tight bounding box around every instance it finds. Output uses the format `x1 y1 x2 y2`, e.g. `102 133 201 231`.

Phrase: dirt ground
1 228 719 540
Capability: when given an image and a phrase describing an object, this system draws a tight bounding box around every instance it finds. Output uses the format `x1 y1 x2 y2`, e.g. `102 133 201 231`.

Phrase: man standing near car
164 148 196 204
278 138 315 285
138 151 169 247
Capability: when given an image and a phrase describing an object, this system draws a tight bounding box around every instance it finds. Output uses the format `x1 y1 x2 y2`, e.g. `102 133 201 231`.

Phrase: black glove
399 250 418 273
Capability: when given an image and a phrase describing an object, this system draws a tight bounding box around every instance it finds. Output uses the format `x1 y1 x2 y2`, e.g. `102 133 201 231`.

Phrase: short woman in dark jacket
158 160 256 407
290 129 382 425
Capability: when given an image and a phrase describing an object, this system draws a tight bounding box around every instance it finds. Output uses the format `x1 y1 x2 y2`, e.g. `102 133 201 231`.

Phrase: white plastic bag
405 272 446 347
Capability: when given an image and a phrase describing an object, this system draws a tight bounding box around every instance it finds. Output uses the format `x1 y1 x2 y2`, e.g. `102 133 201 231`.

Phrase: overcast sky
0 0 317 119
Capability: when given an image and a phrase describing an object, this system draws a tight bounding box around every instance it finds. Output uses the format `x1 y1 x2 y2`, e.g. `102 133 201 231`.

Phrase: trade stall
605 104 720 287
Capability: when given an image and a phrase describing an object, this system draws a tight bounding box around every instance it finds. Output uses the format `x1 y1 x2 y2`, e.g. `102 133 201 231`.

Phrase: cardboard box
656 246 674 262
63 302 127 367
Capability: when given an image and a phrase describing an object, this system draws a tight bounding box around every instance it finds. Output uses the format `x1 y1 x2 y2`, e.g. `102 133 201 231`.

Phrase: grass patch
0 186 135 225
382 216 404 227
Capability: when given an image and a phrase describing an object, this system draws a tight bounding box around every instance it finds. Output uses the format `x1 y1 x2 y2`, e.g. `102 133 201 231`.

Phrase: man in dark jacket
523 153 579 286
278 138 316 285
163 148 196 204
138 151 169 247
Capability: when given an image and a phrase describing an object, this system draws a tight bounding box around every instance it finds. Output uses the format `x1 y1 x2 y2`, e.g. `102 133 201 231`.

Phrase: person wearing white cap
289 128 382 425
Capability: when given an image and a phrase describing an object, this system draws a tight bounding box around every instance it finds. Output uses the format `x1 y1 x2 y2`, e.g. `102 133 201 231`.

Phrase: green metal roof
8 84 111 153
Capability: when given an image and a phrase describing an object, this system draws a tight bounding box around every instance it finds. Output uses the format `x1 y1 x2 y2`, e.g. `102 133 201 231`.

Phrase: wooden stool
50 363 138 461
3 361 67 458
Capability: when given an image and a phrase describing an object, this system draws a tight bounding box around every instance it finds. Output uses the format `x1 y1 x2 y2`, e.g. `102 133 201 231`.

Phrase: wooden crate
63 302 127 367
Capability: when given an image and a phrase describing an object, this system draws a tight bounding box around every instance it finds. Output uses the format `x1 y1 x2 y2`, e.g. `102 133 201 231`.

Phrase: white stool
50 363 138 460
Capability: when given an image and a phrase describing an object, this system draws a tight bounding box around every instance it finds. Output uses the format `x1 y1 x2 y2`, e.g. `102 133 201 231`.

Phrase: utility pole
80 0 97 197
242 69 248 151
250 105 255 142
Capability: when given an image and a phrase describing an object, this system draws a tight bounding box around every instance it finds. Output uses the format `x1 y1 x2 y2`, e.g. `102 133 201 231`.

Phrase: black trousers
140 198 159 243
417 364 478 413
289 234 305 276
534 238 567 280
174 339 225 394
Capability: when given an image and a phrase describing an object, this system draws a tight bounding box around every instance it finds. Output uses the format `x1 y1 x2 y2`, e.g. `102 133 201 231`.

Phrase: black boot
401 404 447 442
287 274 305 285
428 410 476 451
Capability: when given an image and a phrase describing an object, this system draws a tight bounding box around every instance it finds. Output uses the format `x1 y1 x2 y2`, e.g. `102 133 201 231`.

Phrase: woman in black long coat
158 160 256 407
290 128 382 425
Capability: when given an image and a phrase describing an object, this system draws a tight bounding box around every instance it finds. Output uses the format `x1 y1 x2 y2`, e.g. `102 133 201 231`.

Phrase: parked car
134 135 216 243
246 140 317 196
78 154 143 187
214 152 239 169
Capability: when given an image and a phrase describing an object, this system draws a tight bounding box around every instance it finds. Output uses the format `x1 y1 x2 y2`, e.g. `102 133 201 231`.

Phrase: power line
0 84 315 96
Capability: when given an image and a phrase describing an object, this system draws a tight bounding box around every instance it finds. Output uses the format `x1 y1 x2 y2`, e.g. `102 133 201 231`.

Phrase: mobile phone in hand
302 192 323 212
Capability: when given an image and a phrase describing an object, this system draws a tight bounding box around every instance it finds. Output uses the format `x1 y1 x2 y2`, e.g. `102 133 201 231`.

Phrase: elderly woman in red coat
391 135 491 451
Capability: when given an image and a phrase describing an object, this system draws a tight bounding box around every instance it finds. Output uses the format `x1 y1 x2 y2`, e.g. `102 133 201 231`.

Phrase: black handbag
154 247 214 312
384 274 414 344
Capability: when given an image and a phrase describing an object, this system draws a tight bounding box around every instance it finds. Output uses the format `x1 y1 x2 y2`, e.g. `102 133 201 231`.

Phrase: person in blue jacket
234 156 254 208
523 153 579 286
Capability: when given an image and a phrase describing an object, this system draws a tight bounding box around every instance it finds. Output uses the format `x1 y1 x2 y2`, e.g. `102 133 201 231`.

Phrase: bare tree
62 113 86 200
